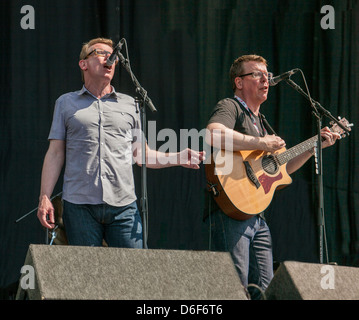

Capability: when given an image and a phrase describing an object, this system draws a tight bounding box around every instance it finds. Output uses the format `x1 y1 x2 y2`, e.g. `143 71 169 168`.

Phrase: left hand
179 148 206 169
321 126 341 149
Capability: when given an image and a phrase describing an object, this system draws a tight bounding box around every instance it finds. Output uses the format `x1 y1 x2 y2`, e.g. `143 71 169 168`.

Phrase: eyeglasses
84 49 119 64
238 71 273 81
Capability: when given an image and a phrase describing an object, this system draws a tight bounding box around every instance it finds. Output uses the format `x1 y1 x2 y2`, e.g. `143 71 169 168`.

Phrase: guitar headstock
329 117 353 139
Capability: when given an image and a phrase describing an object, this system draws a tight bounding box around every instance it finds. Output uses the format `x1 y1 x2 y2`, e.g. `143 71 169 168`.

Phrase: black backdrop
1 0 358 296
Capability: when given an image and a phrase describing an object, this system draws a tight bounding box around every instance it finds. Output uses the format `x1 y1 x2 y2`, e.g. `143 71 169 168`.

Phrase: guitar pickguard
258 172 283 194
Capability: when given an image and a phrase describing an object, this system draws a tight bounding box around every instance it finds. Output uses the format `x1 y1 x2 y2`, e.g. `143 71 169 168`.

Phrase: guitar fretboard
276 135 321 165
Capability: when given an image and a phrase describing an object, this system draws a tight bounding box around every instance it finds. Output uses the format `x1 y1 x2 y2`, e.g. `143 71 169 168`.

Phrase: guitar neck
276 135 322 165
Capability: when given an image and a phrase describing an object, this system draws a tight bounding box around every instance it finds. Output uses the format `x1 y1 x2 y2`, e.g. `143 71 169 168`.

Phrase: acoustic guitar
205 118 351 220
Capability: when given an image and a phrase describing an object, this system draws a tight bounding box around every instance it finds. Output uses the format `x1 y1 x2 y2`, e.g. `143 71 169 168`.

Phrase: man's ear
79 60 87 71
234 76 243 90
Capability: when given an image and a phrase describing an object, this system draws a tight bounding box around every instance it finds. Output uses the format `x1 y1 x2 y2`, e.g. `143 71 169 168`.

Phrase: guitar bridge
243 161 261 189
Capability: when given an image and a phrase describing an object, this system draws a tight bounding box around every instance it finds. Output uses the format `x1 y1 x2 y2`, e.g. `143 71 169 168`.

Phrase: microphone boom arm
285 78 350 134
116 51 157 113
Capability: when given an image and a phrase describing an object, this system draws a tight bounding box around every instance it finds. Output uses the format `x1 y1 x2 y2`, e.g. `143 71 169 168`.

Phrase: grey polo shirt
48 86 141 207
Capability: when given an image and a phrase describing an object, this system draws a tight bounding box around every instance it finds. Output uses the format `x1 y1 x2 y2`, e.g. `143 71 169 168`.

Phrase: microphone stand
285 78 350 264
115 42 157 249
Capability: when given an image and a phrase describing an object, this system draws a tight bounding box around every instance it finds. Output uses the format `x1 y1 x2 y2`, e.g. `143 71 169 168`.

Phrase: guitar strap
261 114 277 136
229 98 277 136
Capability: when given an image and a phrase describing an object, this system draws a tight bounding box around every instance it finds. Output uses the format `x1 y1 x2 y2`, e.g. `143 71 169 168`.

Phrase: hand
261 134 286 153
321 126 341 149
37 195 55 229
179 148 206 169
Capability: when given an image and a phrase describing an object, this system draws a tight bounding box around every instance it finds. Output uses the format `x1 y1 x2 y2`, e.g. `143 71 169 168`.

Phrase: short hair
229 54 268 91
79 37 114 82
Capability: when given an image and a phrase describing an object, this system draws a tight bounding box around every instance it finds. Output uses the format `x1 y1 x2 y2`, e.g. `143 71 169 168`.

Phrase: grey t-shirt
207 98 266 137
48 86 141 207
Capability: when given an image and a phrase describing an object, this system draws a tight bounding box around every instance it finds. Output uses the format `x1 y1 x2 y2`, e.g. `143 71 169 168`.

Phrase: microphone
106 39 125 66
269 68 299 86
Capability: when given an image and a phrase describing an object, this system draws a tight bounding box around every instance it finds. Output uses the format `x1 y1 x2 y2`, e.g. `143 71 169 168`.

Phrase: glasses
238 71 273 81
84 49 119 64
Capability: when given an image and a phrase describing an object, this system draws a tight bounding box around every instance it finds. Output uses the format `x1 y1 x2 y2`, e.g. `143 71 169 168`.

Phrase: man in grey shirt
37 38 205 248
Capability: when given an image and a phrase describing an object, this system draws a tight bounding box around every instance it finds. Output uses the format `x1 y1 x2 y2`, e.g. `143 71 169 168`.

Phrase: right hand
37 195 55 229
261 134 286 153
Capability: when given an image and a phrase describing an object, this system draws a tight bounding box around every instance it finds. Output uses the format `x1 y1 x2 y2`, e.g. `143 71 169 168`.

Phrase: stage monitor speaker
265 261 359 300
16 244 247 300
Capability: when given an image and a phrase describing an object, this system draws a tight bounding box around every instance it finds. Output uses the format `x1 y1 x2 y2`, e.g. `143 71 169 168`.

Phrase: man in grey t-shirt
205 54 340 298
37 38 205 247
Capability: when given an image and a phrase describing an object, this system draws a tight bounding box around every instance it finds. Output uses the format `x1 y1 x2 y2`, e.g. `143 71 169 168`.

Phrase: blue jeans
62 200 143 248
210 210 273 297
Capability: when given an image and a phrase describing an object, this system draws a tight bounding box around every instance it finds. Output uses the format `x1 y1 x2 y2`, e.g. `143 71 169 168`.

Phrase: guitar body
205 118 350 220
205 148 292 220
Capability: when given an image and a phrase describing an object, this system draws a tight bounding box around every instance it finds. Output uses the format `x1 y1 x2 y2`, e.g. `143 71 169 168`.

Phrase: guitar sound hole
262 155 278 175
